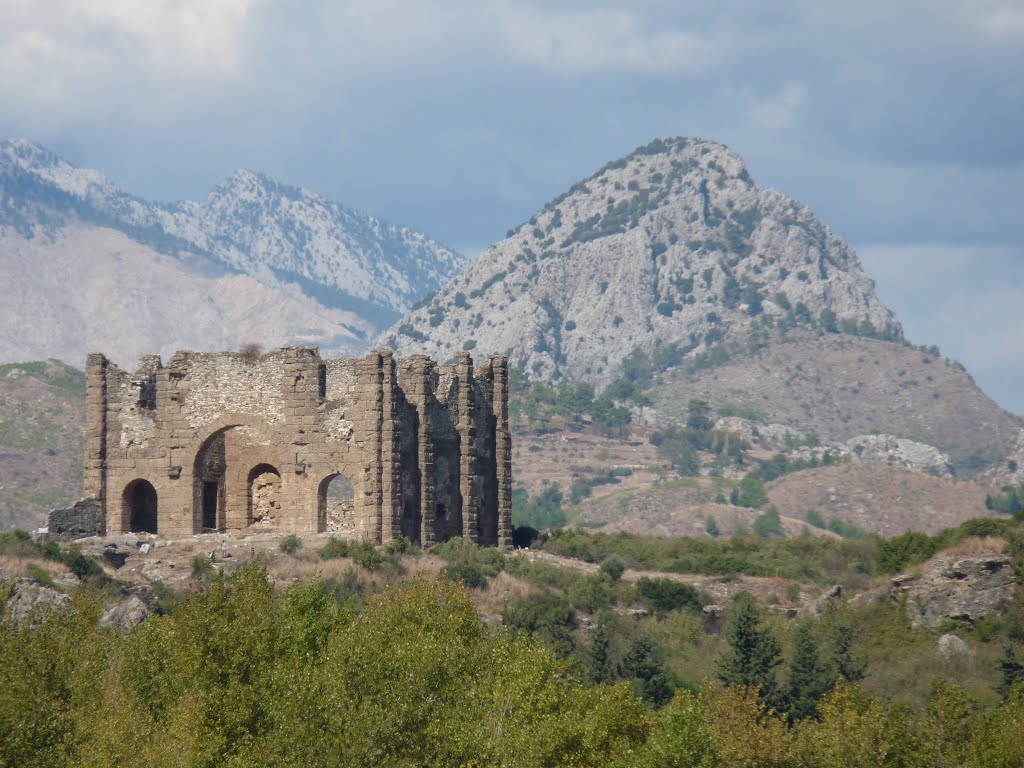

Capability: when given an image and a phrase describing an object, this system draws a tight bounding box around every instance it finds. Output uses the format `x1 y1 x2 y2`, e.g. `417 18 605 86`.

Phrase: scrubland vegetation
3 515 1024 766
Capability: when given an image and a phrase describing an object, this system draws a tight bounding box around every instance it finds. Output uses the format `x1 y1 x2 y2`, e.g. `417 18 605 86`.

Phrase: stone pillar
379 350 401 544
456 352 478 543
280 347 321 533
84 353 108 534
357 352 384 543
409 356 437 547
490 355 513 549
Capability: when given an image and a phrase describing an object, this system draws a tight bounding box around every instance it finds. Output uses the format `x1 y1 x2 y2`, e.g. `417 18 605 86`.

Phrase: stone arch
248 463 282 527
190 418 285 533
318 472 357 536
123 479 158 534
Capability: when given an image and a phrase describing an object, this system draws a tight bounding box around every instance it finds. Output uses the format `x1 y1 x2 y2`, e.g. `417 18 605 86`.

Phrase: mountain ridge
0 138 467 324
381 136 901 386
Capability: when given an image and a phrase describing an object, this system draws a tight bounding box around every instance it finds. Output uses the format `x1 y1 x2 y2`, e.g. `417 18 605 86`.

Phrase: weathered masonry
73 347 512 547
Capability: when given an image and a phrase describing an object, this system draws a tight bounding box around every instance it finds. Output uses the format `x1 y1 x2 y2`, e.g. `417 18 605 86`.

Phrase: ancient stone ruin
53 347 512 547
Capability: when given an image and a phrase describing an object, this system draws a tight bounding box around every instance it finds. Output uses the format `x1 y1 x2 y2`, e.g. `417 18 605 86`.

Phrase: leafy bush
191 553 213 580
501 590 577 657
441 562 489 589
877 531 938 573
280 534 303 555
320 537 352 560
599 556 626 582
635 577 704 614
753 507 784 538
350 543 385 571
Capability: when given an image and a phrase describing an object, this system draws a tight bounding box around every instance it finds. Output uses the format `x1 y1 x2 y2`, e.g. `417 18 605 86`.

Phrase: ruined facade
75 347 512 547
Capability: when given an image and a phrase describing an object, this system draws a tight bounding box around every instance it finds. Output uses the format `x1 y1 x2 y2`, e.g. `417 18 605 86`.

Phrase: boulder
6 579 71 627
890 552 1017 629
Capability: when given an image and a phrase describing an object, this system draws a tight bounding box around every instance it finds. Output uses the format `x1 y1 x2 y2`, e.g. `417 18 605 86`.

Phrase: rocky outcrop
4 578 72 627
714 417 953 477
890 552 1017 629
843 435 952 478
382 136 900 387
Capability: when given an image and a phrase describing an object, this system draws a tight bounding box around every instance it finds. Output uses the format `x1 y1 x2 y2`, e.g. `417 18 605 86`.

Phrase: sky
1 0 1022 414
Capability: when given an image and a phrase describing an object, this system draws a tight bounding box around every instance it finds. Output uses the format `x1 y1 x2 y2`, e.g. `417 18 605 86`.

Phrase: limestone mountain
381 136 900 387
0 139 467 366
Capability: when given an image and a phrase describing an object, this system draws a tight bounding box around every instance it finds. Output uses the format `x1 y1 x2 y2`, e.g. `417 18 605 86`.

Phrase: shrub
600 556 626 582
501 590 577 657
280 534 303 555
385 536 416 556
239 342 262 362
753 507 784 538
441 562 489 589
191 553 213 580
350 542 384 571
877 531 938 573
635 577 704 614
320 537 351 560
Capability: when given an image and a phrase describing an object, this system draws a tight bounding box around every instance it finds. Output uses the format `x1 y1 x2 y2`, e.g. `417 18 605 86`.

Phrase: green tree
587 613 615 685
782 620 832 721
717 594 782 706
997 644 1024 699
501 590 577 658
753 507 784 538
622 635 673 707
705 515 720 537
686 398 714 432
828 622 867 683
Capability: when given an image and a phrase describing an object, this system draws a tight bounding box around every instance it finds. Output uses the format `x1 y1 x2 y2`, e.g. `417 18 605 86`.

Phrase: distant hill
0 360 84 530
0 139 467 366
655 330 1021 474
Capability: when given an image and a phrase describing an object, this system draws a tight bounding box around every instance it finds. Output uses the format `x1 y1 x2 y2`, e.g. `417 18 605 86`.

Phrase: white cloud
977 5 1024 42
495 6 716 76
0 0 258 117
749 82 807 132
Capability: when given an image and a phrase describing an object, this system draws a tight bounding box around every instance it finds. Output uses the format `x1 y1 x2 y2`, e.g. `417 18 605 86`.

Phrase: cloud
495 6 717 76
0 0 258 119
749 82 807 132
978 5 1024 42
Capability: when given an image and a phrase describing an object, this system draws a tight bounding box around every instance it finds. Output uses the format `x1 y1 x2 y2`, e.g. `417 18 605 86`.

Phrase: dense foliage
2 559 1024 767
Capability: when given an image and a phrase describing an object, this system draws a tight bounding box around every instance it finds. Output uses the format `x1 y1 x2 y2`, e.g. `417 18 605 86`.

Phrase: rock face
382 136 900 387
843 435 952 477
0 138 467 365
890 552 1017 629
5 579 72 627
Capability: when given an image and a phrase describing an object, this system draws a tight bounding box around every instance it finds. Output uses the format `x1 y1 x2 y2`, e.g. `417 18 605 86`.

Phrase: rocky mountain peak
1 139 467 324
381 136 902 388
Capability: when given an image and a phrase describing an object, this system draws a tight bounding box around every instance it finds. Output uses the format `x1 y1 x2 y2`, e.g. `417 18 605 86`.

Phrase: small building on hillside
54 347 512 547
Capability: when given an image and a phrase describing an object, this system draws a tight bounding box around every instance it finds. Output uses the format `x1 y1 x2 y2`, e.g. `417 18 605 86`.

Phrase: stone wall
63 347 511 546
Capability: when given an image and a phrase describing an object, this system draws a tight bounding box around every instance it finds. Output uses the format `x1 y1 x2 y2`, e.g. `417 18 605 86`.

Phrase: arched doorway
123 479 158 534
248 464 282 527
318 473 355 536
194 431 227 531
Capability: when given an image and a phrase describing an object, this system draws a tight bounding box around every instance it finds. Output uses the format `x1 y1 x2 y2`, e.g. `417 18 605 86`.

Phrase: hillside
0 226 374 365
655 330 1022 474
0 360 84 530
0 139 466 365
382 136 899 387
383 136 1020 477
